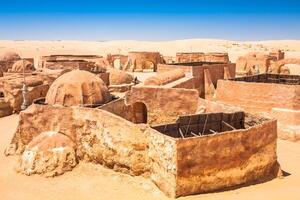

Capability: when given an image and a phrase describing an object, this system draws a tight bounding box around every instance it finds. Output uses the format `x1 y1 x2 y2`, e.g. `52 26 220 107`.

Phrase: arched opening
132 102 147 124
113 58 122 70
0 91 4 99
143 60 155 71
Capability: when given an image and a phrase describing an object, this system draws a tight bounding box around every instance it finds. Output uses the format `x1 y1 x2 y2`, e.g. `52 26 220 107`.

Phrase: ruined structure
235 50 299 75
0 69 66 117
106 54 128 69
176 52 229 64
216 74 300 141
46 70 111 106
39 55 109 71
157 62 236 99
0 51 21 72
5 67 280 197
8 60 35 73
124 51 164 72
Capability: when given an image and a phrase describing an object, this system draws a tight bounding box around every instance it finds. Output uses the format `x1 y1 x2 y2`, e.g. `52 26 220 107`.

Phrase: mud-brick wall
3 84 49 113
216 80 300 112
175 119 279 197
125 87 199 125
9 104 151 176
128 52 162 71
148 129 177 197
100 98 134 122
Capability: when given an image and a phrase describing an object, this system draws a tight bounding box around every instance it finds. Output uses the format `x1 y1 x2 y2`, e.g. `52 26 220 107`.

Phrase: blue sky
0 0 300 41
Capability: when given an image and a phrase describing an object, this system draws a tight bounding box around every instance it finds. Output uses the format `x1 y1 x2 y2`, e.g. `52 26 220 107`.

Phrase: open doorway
132 102 147 123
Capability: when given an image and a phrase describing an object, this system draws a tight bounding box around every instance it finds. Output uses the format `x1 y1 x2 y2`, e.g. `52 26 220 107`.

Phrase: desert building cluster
1 48 299 198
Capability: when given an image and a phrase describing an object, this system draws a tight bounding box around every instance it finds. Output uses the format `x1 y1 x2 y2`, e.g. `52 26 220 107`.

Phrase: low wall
216 80 300 141
8 104 151 176
157 63 236 98
216 80 300 112
6 103 280 197
175 119 278 197
125 86 199 125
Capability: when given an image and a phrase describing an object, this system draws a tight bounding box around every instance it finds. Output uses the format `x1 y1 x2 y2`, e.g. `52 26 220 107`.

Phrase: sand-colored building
216 74 300 141
5 69 281 198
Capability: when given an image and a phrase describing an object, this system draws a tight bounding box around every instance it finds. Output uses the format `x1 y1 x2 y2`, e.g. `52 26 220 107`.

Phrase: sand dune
1 39 300 64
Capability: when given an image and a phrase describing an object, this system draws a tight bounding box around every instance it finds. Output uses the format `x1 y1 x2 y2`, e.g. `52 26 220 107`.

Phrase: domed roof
108 68 133 85
0 51 21 61
10 60 35 72
46 70 111 106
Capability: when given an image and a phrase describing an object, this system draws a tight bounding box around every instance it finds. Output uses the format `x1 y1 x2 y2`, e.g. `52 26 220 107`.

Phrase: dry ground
0 114 299 200
1 39 300 75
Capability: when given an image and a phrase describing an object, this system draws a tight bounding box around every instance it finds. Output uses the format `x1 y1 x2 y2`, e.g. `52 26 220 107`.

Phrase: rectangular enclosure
231 74 300 85
152 112 245 138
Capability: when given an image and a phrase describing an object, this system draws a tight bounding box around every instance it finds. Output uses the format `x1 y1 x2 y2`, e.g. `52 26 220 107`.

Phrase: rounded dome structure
46 70 111 106
10 60 35 72
0 51 21 61
108 68 133 85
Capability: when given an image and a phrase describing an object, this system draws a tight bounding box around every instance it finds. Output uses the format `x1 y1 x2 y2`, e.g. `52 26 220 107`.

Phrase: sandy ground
0 114 299 200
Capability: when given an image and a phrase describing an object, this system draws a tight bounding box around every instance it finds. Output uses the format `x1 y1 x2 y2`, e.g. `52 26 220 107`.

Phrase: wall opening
0 91 4 99
132 102 147 124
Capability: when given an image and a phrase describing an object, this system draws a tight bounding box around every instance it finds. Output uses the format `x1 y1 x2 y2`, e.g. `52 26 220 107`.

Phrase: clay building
216 74 300 141
0 69 66 117
5 69 280 197
176 52 229 64
0 51 35 73
157 62 236 99
123 51 165 72
235 50 300 75
106 54 129 69
8 60 35 73
39 54 109 72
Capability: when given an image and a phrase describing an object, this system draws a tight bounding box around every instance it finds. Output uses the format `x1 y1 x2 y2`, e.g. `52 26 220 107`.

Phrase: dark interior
171 61 224 66
231 74 300 85
152 112 245 138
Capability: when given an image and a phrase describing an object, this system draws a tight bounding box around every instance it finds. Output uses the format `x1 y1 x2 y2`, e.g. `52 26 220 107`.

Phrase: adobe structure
216 74 300 141
0 51 34 73
106 54 129 69
5 69 281 198
0 69 66 117
176 52 230 64
157 61 236 99
235 50 300 75
39 54 109 71
123 51 165 72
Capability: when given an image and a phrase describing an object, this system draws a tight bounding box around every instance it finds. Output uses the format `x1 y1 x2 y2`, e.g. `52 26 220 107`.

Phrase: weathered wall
148 129 177 197
39 55 104 68
144 69 185 86
100 98 134 121
125 52 163 72
216 80 300 141
125 87 199 125
7 104 151 176
175 119 279 197
216 80 300 112
176 52 229 64
157 63 236 98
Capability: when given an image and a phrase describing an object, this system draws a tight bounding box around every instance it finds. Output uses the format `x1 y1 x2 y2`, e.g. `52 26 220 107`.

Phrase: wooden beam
179 128 185 138
222 121 236 130
209 129 217 134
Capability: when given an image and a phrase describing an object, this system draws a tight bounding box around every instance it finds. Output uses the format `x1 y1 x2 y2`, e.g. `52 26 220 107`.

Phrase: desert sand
1 39 300 62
